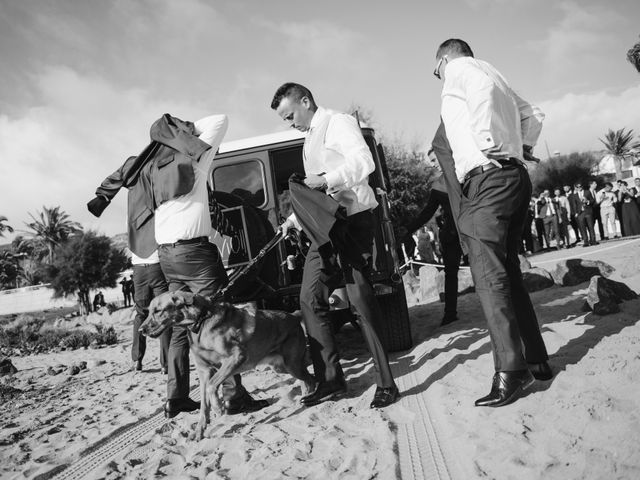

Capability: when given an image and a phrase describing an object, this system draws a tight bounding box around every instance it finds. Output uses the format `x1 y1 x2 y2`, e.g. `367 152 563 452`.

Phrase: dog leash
188 230 286 334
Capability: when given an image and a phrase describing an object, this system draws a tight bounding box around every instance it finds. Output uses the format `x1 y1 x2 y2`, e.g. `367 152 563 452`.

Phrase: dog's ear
191 294 211 313
171 291 194 309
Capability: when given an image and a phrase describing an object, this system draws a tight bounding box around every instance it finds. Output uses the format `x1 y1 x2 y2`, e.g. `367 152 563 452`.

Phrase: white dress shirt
131 249 159 265
441 57 545 182
154 114 228 244
288 107 377 229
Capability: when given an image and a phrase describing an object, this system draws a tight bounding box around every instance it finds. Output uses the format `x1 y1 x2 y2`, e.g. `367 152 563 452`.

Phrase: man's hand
481 143 510 161
304 174 328 190
277 218 296 237
523 145 541 163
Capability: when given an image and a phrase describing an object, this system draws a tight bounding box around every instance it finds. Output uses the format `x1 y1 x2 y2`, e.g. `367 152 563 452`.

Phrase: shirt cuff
323 170 343 191
475 132 496 151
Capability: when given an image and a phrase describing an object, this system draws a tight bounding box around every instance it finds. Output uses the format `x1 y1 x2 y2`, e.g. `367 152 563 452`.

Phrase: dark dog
140 291 315 439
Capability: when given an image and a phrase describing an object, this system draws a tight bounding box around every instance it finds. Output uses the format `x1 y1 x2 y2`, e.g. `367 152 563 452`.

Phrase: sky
1 0 639 242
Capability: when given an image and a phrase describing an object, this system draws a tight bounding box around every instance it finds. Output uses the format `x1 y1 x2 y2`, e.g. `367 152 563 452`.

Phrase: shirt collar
309 106 327 131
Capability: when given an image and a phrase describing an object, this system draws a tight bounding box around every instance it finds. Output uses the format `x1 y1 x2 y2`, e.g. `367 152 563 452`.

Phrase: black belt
159 236 208 248
463 158 522 183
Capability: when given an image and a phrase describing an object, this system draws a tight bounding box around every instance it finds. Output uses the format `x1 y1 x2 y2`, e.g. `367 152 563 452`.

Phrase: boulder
47 365 65 376
519 254 532 272
522 267 555 292
0 357 18 376
87 359 106 368
585 276 639 315
550 259 615 286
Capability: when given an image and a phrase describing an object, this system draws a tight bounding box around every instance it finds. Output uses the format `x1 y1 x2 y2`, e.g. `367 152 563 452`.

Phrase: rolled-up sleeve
322 114 375 192
194 114 229 150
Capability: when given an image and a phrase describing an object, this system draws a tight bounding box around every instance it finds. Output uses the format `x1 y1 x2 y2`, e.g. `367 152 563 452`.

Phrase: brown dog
140 291 315 439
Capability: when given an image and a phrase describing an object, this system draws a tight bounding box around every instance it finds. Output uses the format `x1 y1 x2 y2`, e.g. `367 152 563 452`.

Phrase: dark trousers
569 216 581 242
159 240 245 401
558 216 571 246
577 212 596 244
458 165 549 372
300 211 395 388
124 291 132 307
542 215 560 248
534 218 546 249
592 205 604 239
132 263 171 367
441 239 462 318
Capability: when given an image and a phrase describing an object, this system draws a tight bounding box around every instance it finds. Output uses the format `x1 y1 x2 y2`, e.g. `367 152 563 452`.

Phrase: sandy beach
2 239 640 480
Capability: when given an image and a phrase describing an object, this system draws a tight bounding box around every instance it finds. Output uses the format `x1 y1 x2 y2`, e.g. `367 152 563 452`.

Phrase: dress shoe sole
475 375 535 408
301 390 346 407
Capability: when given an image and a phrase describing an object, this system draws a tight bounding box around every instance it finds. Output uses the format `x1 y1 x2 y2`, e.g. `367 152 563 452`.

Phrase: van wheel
376 285 413 352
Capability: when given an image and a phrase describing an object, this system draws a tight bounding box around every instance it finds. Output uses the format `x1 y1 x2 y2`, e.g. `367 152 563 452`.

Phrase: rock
519 254 532 272
0 357 18 376
419 265 440 303
550 259 615 286
87 359 106 368
522 267 555 292
67 365 81 376
586 276 639 315
436 267 475 302
47 365 65 376
78 361 87 370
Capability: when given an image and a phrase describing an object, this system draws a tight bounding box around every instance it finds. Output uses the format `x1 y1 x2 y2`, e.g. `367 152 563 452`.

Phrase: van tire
376 286 413 352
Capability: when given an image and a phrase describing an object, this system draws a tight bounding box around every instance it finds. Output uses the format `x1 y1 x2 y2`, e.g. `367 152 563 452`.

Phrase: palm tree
0 215 14 238
599 128 640 180
628 36 640 73
25 206 83 263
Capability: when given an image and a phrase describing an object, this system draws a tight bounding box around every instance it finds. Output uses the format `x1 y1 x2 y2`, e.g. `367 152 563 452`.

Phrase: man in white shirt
272 83 399 409
155 114 268 418
434 39 551 407
537 190 561 250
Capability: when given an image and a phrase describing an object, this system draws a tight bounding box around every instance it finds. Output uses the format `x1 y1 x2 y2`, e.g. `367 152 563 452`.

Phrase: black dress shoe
224 392 269 415
301 380 347 406
474 370 535 408
591 241 600 246
528 362 553 381
370 385 400 408
164 397 199 418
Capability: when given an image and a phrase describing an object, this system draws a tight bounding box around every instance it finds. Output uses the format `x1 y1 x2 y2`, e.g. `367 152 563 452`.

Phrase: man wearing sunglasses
432 39 552 408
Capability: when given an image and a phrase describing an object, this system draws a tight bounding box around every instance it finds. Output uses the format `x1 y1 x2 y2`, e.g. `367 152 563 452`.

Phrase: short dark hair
605 182 613 188
437 39 474 59
574 182 583 188
270 82 316 110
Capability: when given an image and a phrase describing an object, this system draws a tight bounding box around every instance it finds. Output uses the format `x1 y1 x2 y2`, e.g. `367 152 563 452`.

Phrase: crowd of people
525 179 640 252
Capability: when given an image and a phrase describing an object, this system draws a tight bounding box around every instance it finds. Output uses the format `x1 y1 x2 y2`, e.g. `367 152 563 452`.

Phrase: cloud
0 66 200 242
536 84 640 156
528 1 628 90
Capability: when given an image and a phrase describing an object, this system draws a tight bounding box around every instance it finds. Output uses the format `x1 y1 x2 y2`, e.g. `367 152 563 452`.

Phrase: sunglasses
433 56 446 79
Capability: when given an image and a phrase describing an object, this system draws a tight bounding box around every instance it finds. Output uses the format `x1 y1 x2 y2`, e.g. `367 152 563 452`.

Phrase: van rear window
212 160 266 207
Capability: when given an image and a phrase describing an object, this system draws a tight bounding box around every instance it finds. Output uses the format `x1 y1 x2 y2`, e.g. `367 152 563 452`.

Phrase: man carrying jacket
153 114 268 418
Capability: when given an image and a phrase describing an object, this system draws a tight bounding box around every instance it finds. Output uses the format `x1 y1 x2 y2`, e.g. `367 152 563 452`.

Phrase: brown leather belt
463 158 522 183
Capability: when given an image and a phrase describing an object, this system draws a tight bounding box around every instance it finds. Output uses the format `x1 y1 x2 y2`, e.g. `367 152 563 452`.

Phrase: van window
212 160 266 207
